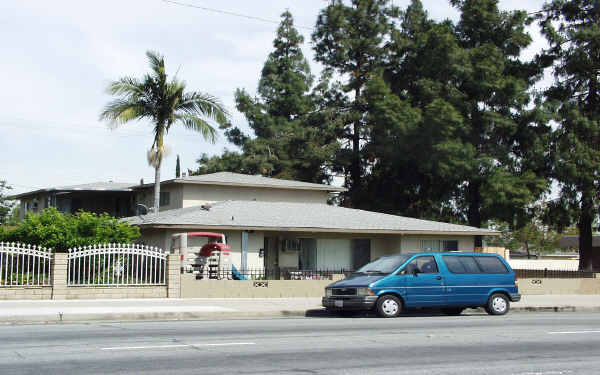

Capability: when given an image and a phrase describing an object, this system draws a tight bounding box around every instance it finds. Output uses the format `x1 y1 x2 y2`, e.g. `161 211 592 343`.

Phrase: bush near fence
0 208 140 252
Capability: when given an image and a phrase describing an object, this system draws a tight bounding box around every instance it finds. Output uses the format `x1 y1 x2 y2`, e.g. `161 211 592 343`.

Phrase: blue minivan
322 252 520 317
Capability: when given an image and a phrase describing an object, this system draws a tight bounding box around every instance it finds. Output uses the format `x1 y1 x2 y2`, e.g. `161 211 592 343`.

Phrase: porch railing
193 267 352 281
0 242 52 286
68 244 167 286
514 268 597 279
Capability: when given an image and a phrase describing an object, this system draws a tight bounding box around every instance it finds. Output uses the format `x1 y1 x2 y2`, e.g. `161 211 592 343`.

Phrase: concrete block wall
167 254 181 298
519 278 600 295
180 275 345 298
51 253 68 300
62 287 167 299
0 287 52 300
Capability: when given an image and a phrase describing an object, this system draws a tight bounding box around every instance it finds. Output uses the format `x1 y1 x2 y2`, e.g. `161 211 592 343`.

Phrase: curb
512 306 600 313
1 306 598 324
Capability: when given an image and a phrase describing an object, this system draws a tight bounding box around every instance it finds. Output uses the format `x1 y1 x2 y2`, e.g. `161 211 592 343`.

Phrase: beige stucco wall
371 236 403 259
182 184 329 206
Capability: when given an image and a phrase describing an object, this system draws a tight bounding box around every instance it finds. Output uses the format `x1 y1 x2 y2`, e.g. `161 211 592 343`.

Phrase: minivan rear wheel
486 293 509 315
376 295 402 318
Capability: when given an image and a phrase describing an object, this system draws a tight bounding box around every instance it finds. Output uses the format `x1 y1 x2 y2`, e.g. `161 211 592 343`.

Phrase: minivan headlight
357 288 373 296
326 289 332 297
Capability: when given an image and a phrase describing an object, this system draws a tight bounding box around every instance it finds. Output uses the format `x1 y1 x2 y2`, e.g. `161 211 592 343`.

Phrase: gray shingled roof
126 200 498 235
154 172 347 192
12 182 135 199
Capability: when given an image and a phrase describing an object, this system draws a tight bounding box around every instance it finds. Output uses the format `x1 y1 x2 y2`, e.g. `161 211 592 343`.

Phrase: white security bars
0 242 52 286
67 244 167 286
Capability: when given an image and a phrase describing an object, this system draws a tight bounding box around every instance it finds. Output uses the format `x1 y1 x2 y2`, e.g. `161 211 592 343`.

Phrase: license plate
334 300 343 308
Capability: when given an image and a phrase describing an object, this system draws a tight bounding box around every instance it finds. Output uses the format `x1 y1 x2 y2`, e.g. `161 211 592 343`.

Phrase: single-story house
126 199 497 271
13 172 498 270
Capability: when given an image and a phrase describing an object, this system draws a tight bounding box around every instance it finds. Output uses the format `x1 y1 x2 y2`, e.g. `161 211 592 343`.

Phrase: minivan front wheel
376 295 402 318
486 293 509 315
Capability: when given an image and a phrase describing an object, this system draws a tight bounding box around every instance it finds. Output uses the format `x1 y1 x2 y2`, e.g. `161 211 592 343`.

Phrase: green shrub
0 208 140 252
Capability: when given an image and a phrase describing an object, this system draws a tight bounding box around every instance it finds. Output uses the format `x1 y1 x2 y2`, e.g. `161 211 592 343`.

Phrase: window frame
159 191 170 207
474 256 509 274
401 255 440 275
442 255 482 274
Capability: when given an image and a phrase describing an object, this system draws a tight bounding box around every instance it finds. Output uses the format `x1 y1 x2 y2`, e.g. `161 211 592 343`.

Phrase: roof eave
134 223 498 236
131 179 347 192
11 188 134 199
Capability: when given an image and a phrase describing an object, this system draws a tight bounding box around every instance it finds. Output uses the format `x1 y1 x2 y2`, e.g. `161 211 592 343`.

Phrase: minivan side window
403 256 439 274
475 256 508 274
442 255 481 274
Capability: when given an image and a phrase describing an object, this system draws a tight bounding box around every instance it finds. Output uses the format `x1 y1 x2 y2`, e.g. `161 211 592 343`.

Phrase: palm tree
100 50 229 215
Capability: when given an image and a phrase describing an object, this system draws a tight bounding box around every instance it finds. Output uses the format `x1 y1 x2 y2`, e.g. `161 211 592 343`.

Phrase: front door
402 255 445 307
263 237 279 269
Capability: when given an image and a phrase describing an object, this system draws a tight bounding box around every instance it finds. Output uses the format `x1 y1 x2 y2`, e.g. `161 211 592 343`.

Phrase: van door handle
436 276 442 280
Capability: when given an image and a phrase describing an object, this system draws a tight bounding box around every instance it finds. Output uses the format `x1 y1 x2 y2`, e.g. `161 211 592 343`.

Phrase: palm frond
146 51 165 76
105 77 144 98
177 92 230 126
99 99 152 127
175 113 217 143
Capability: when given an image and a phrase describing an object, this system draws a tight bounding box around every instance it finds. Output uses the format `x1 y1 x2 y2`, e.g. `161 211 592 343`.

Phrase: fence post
51 253 68 300
167 254 181 298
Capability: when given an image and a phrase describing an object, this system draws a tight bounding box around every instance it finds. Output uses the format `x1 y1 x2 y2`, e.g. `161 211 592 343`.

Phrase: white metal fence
68 244 167 286
0 242 52 286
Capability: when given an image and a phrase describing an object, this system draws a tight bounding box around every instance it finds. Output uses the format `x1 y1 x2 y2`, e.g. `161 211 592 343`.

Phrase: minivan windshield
355 255 412 274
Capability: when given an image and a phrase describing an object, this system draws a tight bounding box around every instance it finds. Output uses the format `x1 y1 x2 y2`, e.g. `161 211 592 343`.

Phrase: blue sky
1 0 544 195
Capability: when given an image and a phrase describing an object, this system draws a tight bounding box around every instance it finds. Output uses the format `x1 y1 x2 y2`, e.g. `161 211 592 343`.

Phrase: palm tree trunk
154 162 161 216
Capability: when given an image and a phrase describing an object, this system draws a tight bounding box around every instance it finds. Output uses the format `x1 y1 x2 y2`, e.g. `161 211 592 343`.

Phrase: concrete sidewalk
0 295 599 324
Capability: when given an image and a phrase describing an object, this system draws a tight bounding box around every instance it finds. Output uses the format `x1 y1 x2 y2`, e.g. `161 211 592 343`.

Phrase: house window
420 240 440 252
420 240 459 252
159 192 170 207
442 240 459 251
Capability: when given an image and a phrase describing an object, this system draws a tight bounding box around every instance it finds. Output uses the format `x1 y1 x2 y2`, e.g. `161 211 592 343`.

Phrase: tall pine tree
312 0 397 207
539 0 600 270
365 0 549 241
194 11 339 183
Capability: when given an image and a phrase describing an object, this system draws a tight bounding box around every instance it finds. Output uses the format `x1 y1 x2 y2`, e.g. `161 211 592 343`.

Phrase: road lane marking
548 330 600 335
101 342 256 350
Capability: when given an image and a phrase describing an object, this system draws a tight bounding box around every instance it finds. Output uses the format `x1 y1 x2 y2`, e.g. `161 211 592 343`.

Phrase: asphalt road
2 312 600 375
